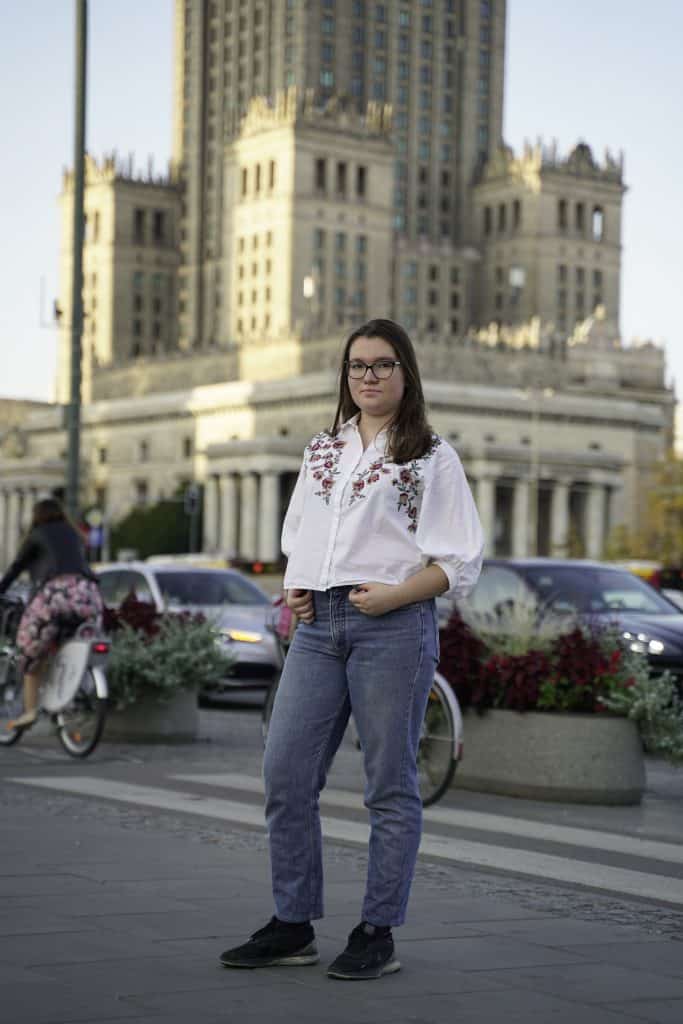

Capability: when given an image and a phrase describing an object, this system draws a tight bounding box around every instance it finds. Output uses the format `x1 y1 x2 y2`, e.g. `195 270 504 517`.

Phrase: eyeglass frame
345 358 402 380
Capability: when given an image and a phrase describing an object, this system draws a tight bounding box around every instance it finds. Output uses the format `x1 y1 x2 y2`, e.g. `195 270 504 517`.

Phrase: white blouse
282 414 484 598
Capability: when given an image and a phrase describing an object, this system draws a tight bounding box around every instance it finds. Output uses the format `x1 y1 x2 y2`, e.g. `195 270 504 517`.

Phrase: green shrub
105 603 236 709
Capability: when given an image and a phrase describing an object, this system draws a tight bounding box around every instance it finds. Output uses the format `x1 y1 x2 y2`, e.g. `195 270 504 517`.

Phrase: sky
1 1 681 401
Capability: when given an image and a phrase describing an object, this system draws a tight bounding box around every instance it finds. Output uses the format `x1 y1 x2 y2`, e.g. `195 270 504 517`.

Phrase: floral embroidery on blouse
306 432 347 506
348 458 392 506
391 436 442 533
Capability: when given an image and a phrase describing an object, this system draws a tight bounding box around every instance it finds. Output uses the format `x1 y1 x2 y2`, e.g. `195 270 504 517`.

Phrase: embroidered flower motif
391 436 442 533
306 432 346 506
348 458 392 506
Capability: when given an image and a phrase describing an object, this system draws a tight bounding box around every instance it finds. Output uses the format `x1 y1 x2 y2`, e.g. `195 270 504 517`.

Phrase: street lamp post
65 0 88 520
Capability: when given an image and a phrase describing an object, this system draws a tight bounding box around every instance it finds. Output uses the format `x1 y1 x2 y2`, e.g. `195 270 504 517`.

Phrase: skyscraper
173 0 506 349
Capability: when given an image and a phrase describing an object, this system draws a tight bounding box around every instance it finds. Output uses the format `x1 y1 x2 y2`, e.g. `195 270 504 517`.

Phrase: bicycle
0 595 110 758
261 663 463 807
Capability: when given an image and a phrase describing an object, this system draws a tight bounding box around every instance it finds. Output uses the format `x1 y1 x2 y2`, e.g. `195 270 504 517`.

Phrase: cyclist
219 319 483 980
0 497 102 730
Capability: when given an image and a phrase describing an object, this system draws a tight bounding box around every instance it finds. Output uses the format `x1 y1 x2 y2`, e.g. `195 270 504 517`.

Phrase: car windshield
154 570 269 607
521 566 679 616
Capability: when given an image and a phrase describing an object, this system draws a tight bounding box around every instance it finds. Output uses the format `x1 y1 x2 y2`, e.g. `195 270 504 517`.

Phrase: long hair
329 318 434 463
31 497 67 528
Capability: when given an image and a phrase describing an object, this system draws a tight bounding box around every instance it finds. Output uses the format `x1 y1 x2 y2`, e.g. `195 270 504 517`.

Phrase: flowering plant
103 595 235 709
438 603 683 760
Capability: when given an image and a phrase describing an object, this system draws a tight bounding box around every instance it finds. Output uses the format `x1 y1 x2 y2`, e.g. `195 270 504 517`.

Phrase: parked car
457 559 683 693
96 562 283 703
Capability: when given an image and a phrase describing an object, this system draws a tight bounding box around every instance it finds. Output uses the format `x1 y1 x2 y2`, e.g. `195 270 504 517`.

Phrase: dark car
459 559 683 692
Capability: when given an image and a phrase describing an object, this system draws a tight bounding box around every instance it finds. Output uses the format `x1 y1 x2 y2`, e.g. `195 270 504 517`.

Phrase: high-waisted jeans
263 585 439 928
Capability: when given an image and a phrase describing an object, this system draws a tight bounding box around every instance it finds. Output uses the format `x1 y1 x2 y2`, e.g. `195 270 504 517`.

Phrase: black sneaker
327 922 401 980
219 916 319 969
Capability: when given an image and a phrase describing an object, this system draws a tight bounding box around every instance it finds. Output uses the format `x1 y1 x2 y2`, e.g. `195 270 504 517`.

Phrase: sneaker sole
220 947 320 969
327 958 401 981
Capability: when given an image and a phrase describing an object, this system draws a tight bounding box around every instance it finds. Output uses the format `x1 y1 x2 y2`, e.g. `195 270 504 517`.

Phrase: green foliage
603 451 683 563
110 490 201 559
600 659 683 761
106 615 236 710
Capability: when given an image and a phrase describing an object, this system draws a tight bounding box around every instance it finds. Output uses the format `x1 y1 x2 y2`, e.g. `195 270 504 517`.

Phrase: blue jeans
263 585 439 928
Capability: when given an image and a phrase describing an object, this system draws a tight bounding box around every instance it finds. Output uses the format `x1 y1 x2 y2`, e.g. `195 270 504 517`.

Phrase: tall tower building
173 0 507 349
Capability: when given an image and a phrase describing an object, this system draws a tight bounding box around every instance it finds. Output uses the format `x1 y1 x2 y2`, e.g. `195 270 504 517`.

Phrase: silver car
97 562 283 703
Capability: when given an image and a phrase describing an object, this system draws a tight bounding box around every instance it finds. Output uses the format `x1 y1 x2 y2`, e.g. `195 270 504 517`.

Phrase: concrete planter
455 708 645 805
104 688 198 743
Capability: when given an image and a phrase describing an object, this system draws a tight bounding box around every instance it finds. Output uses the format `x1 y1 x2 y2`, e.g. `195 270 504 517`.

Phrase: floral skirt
17 575 103 672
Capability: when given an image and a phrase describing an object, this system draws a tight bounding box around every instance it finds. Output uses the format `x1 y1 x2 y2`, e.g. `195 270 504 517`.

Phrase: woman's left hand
348 582 401 617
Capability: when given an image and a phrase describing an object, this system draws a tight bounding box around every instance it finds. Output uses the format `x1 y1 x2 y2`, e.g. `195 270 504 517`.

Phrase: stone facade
0 1 675 571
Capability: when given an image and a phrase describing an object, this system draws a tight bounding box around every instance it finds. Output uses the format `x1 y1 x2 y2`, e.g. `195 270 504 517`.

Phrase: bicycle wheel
55 669 107 758
417 678 456 807
261 678 279 746
0 659 24 747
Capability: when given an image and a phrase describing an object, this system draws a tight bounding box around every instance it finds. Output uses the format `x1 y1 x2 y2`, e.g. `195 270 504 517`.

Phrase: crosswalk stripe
10 775 683 907
171 771 683 866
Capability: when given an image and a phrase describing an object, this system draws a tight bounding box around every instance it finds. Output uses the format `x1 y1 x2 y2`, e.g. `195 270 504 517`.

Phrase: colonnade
203 467 614 565
475 475 612 559
202 470 284 563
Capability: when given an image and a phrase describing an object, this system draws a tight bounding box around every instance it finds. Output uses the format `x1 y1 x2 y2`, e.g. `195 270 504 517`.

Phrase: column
218 474 238 557
5 490 20 560
239 472 259 561
550 480 570 557
258 471 281 563
202 475 219 553
512 477 530 557
586 483 607 559
0 491 7 569
476 476 496 557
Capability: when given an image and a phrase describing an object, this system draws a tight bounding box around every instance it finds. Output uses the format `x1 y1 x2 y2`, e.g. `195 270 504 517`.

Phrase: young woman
0 497 102 729
220 319 483 980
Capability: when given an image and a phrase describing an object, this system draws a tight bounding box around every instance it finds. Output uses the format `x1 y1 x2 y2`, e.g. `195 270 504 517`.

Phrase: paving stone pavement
3 772 683 1024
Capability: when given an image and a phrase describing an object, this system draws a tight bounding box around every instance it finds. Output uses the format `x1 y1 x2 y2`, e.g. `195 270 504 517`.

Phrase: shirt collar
340 414 389 453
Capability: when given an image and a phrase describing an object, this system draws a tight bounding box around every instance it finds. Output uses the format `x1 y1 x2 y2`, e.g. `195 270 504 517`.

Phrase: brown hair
31 497 67 528
329 318 434 463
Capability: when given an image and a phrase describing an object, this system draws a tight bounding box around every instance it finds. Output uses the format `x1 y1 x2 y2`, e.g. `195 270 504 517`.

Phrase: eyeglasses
346 359 402 380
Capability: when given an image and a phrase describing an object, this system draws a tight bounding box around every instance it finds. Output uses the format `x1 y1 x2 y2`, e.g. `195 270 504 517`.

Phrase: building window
375 3 386 21
98 447 107 465
593 269 603 288
512 199 521 229
133 319 142 337
592 206 605 242
558 198 568 230
139 441 148 462
450 292 460 309
320 68 334 87
576 202 585 233
483 206 492 236
399 9 410 27
133 208 145 244
255 164 262 194
336 162 347 196
269 160 276 190
241 168 248 197
315 158 326 192
450 267 459 284
356 165 367 198
558 264 567 282
497 204 506 232
135 480 148 506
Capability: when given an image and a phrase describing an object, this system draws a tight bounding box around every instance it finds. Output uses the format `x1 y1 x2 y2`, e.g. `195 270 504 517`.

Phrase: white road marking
170 772 683 867
10 775 683 907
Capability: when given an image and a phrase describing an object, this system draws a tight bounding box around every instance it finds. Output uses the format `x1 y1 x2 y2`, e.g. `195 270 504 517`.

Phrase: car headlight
621 631 666 655
220 629 263 644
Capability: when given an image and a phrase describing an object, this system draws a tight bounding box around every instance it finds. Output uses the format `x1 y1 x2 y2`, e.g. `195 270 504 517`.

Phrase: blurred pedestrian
0 497 102 729
220 319 483 979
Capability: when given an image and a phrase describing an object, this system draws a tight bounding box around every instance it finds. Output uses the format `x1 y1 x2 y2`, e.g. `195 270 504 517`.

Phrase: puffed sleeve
415 440 484 599
280 452 307 558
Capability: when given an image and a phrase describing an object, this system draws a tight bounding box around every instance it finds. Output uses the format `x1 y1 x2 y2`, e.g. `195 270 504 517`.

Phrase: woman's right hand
285 588 315 623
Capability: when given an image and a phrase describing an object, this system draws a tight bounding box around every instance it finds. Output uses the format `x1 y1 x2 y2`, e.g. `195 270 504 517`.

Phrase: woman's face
347 335 405 421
